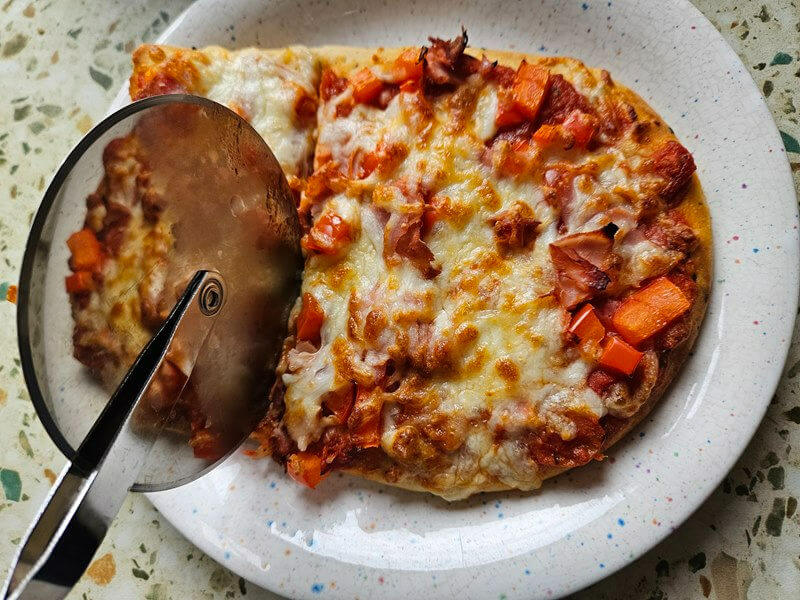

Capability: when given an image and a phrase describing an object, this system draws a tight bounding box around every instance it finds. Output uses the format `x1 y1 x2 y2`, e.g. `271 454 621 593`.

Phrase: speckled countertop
0 1 797 598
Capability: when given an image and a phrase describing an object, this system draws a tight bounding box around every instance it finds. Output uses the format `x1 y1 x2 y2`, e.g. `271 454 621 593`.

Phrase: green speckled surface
0 1 797 598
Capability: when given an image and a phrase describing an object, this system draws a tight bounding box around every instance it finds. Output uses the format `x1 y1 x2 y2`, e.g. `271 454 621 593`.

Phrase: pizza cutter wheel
4 96 303 599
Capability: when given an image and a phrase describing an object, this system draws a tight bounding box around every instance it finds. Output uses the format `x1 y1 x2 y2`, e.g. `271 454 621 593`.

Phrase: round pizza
66 31 710 500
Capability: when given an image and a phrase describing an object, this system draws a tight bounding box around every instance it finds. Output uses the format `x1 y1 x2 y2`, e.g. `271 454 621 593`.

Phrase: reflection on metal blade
19 95 302 491
127 100 303 485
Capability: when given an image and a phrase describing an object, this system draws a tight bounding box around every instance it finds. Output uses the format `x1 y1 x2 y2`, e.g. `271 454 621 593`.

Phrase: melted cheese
72 139 171 387
287 65 655 498
279 48 706 499
617 234 683 288
99 43 704 500
137 45 319 176
202 47 317 176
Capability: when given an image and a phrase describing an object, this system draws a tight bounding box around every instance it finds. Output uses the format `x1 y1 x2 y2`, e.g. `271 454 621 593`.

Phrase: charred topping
421 28 480 90
600 222 619 239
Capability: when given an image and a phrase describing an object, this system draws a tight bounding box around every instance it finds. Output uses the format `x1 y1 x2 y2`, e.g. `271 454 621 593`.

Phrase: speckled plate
106 1 799 598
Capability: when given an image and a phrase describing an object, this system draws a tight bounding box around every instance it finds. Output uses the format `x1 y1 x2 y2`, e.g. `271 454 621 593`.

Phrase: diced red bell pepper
296 292 324 345
611 276 691 345
287 452 325 488
599 335 643 376
512 62 552 121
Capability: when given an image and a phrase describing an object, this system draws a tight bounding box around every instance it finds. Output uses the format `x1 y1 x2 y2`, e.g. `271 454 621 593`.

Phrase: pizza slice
252 32 710 499
129 44 319 178
67 45 319 457
67 33 710 497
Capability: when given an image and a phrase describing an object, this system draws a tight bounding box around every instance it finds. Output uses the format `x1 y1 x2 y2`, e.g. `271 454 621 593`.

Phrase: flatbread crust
68 37 711 500
284 43 711 498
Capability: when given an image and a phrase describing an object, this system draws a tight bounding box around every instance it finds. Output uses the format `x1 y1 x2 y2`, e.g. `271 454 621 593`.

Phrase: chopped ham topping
649 141 696 204
488 201 540 251
385 214 441 279
527 411 605 467
382 182 441 278
549 224 619 309
642 212 698 254
131 72 188 100
538 74 594 125
320 68 348 101
421 29 478 87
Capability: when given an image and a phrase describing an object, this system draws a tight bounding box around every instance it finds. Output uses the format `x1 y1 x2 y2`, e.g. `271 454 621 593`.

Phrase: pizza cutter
4 96 303 599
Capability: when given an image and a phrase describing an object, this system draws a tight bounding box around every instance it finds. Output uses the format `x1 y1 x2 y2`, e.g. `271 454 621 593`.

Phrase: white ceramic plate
118 1 799 598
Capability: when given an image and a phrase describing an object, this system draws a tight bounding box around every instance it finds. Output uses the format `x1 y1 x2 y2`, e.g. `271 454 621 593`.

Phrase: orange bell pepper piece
287 452 325 488
350 386 383 448
568 304 606 345
301 212 352 255
323 386 355 423
533 124 561 146
612 276 691 345
512 62 552 121
296 292 324 345
351 67 384 104
599 335 643 376
495 90 525 128
392 48 423 83
66 229 103 271
399 79 420 93
65 271 94 295
354 417 381 448
359 150 381 179
190 428 226 461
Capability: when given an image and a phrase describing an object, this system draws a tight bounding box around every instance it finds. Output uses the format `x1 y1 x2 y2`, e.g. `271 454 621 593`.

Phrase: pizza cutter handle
2 270 225 600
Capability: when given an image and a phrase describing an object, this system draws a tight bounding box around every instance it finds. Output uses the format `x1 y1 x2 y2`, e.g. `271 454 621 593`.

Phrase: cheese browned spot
495 358 520 382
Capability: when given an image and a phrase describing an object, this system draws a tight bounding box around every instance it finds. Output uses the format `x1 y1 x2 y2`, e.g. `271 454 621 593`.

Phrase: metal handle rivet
199 279 224 316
